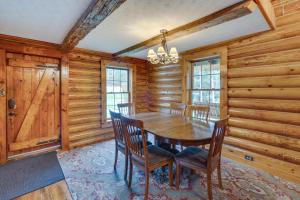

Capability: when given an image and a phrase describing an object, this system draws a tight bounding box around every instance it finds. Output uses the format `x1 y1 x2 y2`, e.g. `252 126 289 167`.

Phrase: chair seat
158 142 180 155
132 145 173 166
147 145 174 164
175 146 208 168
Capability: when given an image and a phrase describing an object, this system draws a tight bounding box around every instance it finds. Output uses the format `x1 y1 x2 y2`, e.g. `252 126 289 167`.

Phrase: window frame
190 57 221 120
106 67 130 119
182 47 228 120
101 60 136 127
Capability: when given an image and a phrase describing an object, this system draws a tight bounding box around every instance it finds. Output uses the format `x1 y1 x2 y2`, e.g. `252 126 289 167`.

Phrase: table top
129 112 214 144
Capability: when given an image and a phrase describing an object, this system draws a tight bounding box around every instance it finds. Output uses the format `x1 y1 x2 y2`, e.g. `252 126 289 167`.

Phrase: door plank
10 135 59 151
15 68 54 142
0 49 7 164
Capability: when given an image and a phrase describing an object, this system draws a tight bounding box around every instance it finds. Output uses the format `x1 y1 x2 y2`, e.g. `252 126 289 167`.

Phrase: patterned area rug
58 140 300 200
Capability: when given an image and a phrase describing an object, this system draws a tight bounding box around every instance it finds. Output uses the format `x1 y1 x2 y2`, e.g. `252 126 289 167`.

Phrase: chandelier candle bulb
147 29 179 65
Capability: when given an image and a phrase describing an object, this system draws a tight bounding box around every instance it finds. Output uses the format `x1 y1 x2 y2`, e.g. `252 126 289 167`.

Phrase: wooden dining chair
170 102 187 116
187 105 210 122
110 110 129 181
118 103 134 116
175 119 228 200
121 115 174 199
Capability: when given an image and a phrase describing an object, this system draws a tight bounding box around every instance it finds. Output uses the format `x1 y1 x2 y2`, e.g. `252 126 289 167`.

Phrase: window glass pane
193 65 201 76
211 63 220 74
115 93 122 105
201 75 210 89
107 94 114 106
107 68 114 80
201 61 210 75
113 69 121 81
122 93 129 103
107 80 114 92
200 91 210 104
192 91 200 104
193 76 201 89
210 91 220 104
113 81 121 92
121 70 128 81
121 81 128 92
211 74 220 89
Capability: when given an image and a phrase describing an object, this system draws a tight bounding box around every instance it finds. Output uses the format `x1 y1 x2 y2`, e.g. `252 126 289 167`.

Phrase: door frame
0 50 70 164
0 49 7 164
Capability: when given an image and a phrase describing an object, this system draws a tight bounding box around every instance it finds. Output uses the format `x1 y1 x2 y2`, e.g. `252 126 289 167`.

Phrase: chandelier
147 29 179 65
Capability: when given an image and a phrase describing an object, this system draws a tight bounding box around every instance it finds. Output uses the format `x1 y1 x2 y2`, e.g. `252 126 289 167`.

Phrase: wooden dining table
129 112 215 146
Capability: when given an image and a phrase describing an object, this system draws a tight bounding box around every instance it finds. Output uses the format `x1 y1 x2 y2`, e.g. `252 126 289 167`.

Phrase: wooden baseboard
222 144 300 184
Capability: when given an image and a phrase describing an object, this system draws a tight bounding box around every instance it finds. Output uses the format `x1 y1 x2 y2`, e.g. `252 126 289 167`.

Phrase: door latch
0 89 5 97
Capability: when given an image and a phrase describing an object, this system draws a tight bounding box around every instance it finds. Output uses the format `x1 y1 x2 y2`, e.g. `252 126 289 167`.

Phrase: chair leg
124 151 128 181
114 146 118 171
207 172 213 200
145 170 149 200
176 163 181 190
128 157 133 187
217 161 223 189
168 161 174 186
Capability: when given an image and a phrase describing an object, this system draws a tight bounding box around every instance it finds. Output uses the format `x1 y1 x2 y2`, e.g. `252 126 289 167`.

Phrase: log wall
148 0 300 183
224 0 300 183
148 63 183 111
68 51 149 148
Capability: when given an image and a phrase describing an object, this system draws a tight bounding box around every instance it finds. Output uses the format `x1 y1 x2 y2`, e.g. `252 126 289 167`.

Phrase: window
191 57 220 120
106 67 130 119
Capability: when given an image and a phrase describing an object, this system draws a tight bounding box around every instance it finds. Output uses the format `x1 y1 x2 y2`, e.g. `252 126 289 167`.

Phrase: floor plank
16 180 72 200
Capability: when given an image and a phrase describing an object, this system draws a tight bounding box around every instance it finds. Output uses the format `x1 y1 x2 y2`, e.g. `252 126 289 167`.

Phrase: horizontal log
228 75 300 88
228 88 300 99
69 60 100 68
70 131 113 149
69 107 101 117
229 48 300 68
276 10 300 27
69 114 101 125
69 122 101 134
228 35 300 59
69 93 101 100
224 136 300 164
228 98 300 113
69 77 100 84
70 128 112 142
229 117 300 138
69 86 101 93
227 126 300 151
229 107 300 125
69 68 100 77
69 99 101 108
228 62 300 78
222 145 300 183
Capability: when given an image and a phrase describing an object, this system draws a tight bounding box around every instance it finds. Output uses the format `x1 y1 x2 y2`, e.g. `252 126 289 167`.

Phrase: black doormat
0 152 64 200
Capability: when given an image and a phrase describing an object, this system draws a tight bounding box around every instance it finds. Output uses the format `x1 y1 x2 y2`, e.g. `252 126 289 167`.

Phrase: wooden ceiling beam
255 0 276 29
113 0 257 57
61 0 126 51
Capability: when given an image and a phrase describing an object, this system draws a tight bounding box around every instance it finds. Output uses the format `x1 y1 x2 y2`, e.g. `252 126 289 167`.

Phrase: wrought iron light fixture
147 29 179 65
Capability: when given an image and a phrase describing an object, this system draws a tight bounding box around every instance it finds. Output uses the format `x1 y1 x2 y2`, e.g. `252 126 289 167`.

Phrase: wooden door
6 53 60 154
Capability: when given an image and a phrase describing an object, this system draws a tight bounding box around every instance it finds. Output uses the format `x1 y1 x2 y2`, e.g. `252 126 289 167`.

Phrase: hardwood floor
16 181 72 200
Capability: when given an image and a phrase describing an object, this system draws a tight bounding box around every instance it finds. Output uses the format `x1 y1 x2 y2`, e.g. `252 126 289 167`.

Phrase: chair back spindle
208 119 228 168
187 105 210 122
170 102 187 116
110 111 125 145
121 116 148 162
118 103 134 116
